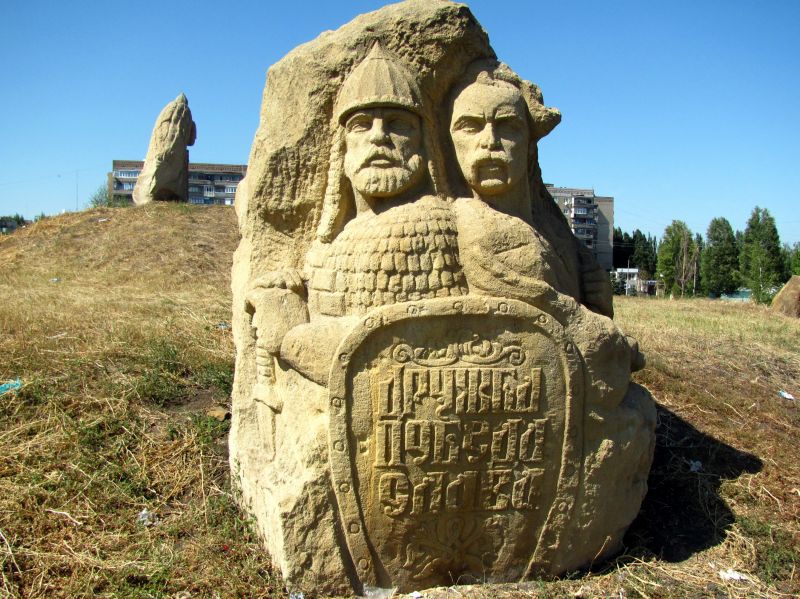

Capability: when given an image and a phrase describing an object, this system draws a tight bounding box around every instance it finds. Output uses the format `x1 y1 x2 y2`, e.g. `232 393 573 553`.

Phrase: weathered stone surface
772 275 800 317
229 1 655 594
132 93 197 205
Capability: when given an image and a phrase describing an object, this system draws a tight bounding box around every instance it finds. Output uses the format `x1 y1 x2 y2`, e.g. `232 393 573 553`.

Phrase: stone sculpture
132 93 196 205
772 275 800 318
229 1 656 594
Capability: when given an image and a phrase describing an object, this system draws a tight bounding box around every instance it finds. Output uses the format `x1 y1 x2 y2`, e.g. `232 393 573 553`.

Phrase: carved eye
453 117 483 134
496 116 525 137
346 114 373 133
388 117 413 133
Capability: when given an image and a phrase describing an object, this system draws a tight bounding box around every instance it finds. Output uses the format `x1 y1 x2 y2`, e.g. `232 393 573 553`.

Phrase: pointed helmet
334 42 423 124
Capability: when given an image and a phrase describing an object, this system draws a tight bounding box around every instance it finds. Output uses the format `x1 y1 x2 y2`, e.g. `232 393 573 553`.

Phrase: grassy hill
0 205 797 598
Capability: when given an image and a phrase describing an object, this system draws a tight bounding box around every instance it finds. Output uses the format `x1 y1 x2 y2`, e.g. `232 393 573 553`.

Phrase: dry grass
0 207 798 598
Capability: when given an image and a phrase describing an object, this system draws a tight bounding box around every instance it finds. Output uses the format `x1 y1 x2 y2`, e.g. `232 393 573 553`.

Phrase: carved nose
479 123 501 150
368 119 391 144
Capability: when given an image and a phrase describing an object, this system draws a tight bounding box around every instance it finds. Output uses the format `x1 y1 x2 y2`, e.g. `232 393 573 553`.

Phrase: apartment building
545 184 614 271
108 160 247 206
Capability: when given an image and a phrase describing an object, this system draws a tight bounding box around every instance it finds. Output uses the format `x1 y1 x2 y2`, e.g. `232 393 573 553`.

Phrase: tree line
614 206 800 303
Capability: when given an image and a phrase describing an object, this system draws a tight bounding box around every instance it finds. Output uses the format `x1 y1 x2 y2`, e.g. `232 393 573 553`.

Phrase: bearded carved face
450 81 529 198
343 107 425 199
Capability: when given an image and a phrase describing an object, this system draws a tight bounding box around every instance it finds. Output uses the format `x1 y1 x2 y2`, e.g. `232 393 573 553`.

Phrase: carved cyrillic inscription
378 467 546 515
374 416 546 468
372 335 550 519
377 366 542 417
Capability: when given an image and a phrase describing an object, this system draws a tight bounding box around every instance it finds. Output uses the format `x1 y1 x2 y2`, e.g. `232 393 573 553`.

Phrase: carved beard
345 152 425 199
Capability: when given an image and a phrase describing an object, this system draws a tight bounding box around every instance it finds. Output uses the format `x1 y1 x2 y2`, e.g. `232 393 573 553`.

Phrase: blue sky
1 0 798 245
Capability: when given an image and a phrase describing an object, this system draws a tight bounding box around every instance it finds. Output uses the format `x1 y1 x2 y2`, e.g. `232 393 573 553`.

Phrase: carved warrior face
343 106 425 199
450 81 530 197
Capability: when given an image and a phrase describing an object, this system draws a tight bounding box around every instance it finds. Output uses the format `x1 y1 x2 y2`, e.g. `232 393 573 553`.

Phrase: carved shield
328 297 584 591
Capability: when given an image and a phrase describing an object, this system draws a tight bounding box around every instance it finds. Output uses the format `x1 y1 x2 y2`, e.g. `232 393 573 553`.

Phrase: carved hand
578 251 614 318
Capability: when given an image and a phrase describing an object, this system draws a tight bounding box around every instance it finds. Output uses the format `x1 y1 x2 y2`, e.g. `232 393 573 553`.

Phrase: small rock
136 508 157 527
206 407 231 421
719 568 748 581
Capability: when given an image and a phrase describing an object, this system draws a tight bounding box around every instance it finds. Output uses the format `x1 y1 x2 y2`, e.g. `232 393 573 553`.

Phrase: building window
189 186 201 192
225 186 237 194
575 207 587 215
204 185 215 197
114 170 140 178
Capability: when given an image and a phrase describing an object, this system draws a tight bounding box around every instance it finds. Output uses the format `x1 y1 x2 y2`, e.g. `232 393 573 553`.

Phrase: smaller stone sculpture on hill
132 93 196 205
772 275 800 318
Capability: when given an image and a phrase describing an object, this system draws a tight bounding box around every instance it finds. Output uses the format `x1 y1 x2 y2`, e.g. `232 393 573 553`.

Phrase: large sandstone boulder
132 93 196 205
229 1 655 594
772 275 800 317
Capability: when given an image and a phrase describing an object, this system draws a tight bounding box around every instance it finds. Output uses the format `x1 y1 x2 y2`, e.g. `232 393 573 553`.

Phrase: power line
0 165 107 189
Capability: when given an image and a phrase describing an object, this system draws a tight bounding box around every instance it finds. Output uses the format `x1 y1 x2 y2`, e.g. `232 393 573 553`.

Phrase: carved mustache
360 149 403 169
472 152 510 168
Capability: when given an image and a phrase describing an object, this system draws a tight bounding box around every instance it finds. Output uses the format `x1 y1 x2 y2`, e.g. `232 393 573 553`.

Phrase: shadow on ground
622 403 763 561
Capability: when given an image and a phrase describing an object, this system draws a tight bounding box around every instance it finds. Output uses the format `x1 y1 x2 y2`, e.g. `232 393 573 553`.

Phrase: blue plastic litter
0 378 22 396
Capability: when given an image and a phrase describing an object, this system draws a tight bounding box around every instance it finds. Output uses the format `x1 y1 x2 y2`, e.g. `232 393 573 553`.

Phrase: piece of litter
97 218 110 223
0 378 22 397
216 322 231 330
136 508 157 527
363 586 398 598
409 592 423 599
778 390 796 400
689 460 702 473
289 592 305 599
719 568 748 581
49 277 61 283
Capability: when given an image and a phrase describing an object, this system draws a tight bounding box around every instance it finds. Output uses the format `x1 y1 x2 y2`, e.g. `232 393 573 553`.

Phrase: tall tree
657 220 699 296
789 242 800 276
631 229 657 276
740 206 784 303
613 227 634 269
693 233 704 295
700 217 739 296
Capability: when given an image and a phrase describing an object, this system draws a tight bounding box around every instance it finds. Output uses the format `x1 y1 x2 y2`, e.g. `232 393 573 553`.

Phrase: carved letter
410 476 433 516
514 368 542 412
480 469 513 510
447 471 479 511
467 368 480 413
511 468 545 509
405 419 432 465
375 421 403 466
377 366 403 418
435 368 454 418
491 419 521 464
380 472 410 517
432 420 460 465
462 420 490 464
454 369 468 414
519 419 546 463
